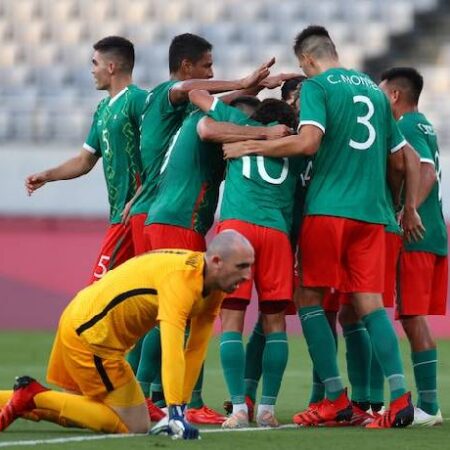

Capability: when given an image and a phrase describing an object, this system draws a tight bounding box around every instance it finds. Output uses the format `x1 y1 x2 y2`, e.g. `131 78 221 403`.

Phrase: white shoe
256 410 279 428
413 407 443 427
221 410 249 429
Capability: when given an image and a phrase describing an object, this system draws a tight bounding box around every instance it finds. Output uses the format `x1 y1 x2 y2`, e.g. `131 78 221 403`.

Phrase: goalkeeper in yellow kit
0 230 254 440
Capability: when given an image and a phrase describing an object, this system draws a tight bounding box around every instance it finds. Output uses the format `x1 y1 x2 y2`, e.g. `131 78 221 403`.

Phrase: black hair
281 76 307 101
380 67 424 104
251 98 297 129
93 36 135 73
293 25 337 59
169 33 213 73
229 96 261 110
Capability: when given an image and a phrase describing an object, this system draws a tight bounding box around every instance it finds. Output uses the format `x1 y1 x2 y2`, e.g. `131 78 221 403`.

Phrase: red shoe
292 402 319 426
366 392 414 429
223 396 255 422
145 398 166 422
0 376 48 431
349 404 375 426
186 405 226 425
293 390 352 427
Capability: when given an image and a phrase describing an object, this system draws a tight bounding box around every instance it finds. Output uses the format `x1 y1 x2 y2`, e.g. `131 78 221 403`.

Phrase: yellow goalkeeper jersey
63 249 224 359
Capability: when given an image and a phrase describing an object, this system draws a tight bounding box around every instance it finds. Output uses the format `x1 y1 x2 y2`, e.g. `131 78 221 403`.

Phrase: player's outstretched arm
417 161 437 208
181 314 216 403
169 58 275 105
25 149 99 196
197 117 291 144
223 125 323 159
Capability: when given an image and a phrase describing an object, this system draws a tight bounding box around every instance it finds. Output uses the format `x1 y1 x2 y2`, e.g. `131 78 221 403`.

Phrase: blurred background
0 0 449 332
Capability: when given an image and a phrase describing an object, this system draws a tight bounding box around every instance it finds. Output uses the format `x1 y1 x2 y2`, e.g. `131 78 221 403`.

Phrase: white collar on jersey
108 86 129 106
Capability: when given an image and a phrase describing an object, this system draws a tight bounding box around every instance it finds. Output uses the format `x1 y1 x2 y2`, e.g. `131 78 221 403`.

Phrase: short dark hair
281 76 306 101
169 33 213 73
380 67 424 104
93 36 135 73
229 96 261 110
252 98 297 129
293 25 337 59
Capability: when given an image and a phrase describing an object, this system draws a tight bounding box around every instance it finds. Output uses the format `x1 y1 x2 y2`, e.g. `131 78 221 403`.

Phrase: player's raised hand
265 124 294 140
260 73 301 89
168 405 199 440
223 140 266 159
25 173 48 196
240 57 276 89
401 207 426 242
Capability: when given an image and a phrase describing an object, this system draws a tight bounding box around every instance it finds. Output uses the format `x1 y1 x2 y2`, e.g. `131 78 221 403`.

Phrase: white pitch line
0 425 298 447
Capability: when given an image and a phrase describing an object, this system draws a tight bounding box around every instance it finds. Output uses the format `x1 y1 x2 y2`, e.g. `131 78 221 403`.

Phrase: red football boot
292 402 320 426
146 398 166 422
0 376 48 432
186 405 226 425
366 392 414 429
293 390 353 427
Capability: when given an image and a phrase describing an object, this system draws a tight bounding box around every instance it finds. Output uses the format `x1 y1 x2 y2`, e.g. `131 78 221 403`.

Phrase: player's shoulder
149 249 204 270
127 84 149 98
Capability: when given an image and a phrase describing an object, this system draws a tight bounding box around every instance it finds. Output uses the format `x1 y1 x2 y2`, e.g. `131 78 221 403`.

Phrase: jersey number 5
349 95 376 151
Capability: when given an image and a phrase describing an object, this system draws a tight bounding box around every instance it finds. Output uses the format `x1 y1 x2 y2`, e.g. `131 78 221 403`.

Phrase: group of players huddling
0 25 446 440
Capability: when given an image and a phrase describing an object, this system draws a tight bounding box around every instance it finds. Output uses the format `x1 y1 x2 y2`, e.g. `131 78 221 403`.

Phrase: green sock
362 309 406 401
309 323 337 404
299 306 343 401
244 320 265 402
343 322 371 403
412 349 439 415
188 364 205 409
309 369 325 404
126 335 144 374
260 332 288 405
221 331 245 404
136 326 161 397
370 341 385 405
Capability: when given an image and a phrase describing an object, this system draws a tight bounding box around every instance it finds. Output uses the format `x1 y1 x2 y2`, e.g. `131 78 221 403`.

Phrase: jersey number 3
349 95 376 151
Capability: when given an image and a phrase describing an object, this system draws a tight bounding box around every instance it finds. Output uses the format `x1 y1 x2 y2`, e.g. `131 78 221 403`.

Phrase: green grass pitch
0 331 449 449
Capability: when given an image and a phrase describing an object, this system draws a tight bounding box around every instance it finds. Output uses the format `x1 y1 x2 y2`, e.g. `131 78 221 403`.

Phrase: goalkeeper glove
168 404 199 440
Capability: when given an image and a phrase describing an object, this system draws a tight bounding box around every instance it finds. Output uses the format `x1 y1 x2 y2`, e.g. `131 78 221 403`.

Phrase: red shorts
396 251 448 317
300 216 385 293
130 213 148 256
90 223 134 284
217 219 293 311
144 223 206 251
383 232 402 308
323 288 341 313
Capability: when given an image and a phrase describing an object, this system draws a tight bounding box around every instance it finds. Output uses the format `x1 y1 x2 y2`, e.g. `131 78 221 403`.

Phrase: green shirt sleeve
298 79 326 132
131 89 149 128
385 97 406 154
83 104 103 157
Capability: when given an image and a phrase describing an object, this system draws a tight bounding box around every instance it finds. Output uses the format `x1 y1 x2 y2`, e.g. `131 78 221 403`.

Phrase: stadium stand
0 0 447 146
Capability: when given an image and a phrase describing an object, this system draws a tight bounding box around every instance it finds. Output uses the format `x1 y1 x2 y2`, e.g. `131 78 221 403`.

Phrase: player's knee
126 415 150 434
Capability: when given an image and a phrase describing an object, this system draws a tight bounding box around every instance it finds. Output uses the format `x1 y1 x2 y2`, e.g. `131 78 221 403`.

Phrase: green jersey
131 80 191 216
398 112 447 255
385 186 402 235
84 84 147 224
146 109 225 235
208 100 305 235
299 68 406 224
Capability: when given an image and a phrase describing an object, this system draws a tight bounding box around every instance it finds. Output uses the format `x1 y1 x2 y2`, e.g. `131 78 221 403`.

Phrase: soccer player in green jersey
380 67 448 426
224 26 425 428
190 89 303 428
25 36 147 284
129 34 275 425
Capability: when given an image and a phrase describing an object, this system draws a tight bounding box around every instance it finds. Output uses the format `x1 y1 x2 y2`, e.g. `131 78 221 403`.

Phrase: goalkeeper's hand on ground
168 404 200 440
